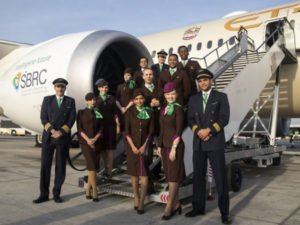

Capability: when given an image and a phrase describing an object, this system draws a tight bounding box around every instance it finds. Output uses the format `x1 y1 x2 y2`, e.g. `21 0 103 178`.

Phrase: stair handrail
214 19 289 80
190 36 239 68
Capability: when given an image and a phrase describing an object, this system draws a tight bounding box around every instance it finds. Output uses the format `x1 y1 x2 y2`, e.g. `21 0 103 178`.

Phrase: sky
0 0 297 44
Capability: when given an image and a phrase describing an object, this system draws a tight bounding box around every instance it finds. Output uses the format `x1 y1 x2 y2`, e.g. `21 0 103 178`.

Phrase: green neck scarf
126 79 135 89
86 105 103 119
136 106 152 120
166 102 182 115
99 93 110 101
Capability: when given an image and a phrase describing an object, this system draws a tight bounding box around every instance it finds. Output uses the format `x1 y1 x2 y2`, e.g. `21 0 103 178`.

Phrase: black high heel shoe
86 195 92 200
92 197 99 202
161 213 173 220
172 205 182 215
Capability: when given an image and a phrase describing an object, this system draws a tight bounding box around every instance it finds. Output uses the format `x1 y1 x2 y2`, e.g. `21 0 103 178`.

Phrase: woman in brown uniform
158 54 191 105
125 89 154 214
77 93 104 202
95 79 120 178
115 68 135 130
157 82 186 220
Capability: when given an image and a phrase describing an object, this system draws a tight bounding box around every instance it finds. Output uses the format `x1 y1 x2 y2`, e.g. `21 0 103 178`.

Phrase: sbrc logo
12 69 47 91
12 72 22 91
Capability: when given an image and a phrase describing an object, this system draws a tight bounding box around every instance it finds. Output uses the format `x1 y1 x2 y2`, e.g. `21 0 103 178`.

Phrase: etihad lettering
225 3 300 31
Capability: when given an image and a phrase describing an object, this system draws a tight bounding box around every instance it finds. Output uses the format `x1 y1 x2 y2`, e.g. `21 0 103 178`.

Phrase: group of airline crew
33 45 232 224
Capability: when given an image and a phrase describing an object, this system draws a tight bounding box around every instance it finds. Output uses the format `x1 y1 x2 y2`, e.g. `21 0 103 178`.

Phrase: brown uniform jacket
77 108 104 145
96 95 118 127
178 60 201 94
140 84 162 108
115 82 135 107
158 69 191 105
125 106 154 148
158 105 184 148
133 70 144 88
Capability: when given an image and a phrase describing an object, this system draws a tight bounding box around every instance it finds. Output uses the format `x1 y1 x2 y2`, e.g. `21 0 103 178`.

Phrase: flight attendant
133 57 149 88
115 68 135 131
77 92 103 202
33 78 76 204
151 50 169 78
157 82 186 220
125 89 154 214
140 68 161 109
186 69 231 224
158 54 191 105
178 45 201 94
95 79 120 178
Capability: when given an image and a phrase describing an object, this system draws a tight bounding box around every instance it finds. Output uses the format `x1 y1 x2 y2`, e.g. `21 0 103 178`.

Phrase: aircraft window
187 44 192 52
151 50 156 58
229 36 235 45
197 42 202 50
169 48 173 55
207 41 212 49
218 39 223 47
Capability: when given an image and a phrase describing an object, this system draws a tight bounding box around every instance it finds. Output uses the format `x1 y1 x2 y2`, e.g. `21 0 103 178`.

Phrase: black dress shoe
137 209 144 214
33 196 49 204
221 215 232 224
134 206 138 210
54 196 63 203
185 209 205 217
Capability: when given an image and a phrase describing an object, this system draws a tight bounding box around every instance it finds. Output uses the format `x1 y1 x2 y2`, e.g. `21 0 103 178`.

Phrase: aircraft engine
0 30 152 133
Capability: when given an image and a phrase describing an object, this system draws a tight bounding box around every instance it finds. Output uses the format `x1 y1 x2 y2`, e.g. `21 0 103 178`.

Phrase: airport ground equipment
75 17 296 203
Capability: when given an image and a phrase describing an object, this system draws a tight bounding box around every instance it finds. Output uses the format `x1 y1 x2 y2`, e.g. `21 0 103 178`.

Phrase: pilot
158 54 191 106
33 78 76 204
186 69 231 224
157 82 186 220
177 45 201 94
77 92 104 202
95 79 120 179
125 89 154 214
133 57 149 88
151 50 169 78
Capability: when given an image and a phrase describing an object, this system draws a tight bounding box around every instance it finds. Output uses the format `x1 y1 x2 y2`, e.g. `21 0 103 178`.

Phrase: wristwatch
172 144 177 149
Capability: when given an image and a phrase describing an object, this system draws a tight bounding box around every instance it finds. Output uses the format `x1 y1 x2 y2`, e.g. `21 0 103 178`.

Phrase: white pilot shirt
56 95 64 104
202 88 212 100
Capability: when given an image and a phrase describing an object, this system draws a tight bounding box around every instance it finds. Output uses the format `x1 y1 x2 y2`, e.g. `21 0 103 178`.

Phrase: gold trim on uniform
61 124 70 133
213 123 221 132
44 123 52 132
192 125 198 133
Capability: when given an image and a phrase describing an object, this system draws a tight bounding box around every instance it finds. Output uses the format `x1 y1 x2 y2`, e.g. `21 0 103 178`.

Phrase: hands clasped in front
50 129 62 139
197 128 211 142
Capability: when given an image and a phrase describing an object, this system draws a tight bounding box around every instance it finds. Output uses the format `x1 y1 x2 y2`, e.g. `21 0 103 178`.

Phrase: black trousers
192 149 229 215
40 142 69 197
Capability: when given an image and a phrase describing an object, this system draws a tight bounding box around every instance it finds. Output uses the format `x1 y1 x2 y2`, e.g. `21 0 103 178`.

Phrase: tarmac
0 135 300 225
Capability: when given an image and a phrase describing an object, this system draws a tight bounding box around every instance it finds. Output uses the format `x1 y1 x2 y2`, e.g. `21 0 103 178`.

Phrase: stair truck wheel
227 163 242 192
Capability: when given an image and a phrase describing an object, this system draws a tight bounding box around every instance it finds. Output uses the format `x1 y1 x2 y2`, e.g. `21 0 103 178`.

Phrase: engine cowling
0 30 152 133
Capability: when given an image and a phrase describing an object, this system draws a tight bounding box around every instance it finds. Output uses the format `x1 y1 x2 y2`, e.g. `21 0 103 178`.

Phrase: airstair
75 17 297 203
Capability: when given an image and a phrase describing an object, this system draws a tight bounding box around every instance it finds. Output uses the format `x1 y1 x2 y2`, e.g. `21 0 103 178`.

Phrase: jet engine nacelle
0 30 152 133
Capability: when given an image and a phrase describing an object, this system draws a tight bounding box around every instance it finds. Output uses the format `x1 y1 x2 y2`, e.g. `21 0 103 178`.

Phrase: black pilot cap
53 78 68 86
157 50 168 57
195 69 214 80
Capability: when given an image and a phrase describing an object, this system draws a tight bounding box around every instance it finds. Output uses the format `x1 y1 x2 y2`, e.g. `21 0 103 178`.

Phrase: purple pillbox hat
163 82 176 93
